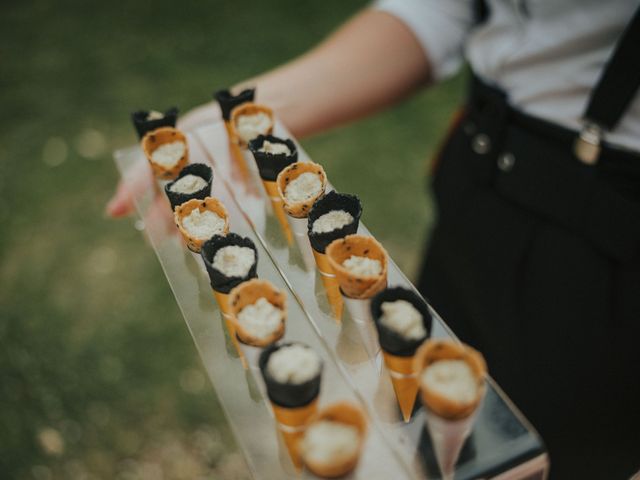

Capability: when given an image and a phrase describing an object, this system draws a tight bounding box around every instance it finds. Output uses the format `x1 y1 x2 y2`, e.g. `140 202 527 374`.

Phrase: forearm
241 9 433 138
110 8 432 217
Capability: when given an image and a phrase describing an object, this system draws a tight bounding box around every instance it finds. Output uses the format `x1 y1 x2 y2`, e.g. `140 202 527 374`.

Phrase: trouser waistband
467 74 640 175
447 74 640 262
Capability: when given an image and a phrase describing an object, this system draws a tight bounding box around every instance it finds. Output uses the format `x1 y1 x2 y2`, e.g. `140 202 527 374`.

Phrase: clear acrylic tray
114 118 549 480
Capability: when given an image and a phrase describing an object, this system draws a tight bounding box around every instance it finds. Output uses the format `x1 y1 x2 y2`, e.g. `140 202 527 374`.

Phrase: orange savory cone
173 197 230 253
272 399 319 469
414 341 486 477
141 127 189 180
276 161 327 218
229 102 274 148
213 289 231 318
414 339 487 421
382 352 419 423
301 402 368 478
228 279 287 348
222 119 232 137
325 235 388 300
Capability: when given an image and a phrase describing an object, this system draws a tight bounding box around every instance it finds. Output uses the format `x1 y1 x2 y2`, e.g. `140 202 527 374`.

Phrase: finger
105 182 136 217
106 161 153 218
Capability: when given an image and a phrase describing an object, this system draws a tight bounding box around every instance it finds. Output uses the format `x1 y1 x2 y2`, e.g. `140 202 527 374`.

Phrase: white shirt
375 0 640 151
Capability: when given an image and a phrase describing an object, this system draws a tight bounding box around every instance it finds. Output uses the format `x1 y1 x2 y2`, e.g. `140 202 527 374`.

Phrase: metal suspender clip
574 121 604 165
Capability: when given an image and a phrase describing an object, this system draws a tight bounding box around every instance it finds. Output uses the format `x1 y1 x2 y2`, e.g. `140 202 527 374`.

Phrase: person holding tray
107 2 640 478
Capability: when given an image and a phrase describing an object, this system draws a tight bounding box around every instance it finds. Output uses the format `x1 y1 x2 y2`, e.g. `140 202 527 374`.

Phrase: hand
105 158 153 218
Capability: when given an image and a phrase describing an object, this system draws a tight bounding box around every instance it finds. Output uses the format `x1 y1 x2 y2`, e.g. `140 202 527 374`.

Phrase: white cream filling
212 245 255 278
421 359 479 405
237 297 283 340
169 174 208 194
267 344 321 384
379 300 426 340
342 255 382 277
236 112 272 144
303 421 360 466
259 140 291 156
284 172 323 204
312 210 354 234
150 141 185 168
146 110 164 121
181 209 225 240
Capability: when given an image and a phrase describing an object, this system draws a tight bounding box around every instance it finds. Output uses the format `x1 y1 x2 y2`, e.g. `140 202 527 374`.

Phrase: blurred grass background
0 0 463 479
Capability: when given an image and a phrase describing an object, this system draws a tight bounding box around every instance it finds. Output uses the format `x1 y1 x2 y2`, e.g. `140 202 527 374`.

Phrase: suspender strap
575 6 640 164
584 7 640 131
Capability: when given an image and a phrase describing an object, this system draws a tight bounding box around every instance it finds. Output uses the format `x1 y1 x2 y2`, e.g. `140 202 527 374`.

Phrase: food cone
248 135 298 180
301 402 368 478
200 233 259 293
228 279 287 348
272 399 319 469
311 249 343 321
220 89 261 180
276 161 327 219
141 126 189 180
223 120 232 138
173 197 229 253
259 342 323 470
414 340 487 478
370 286 433 422
164 163 213 210
200 234 260 369
382 352 418 423
229 102 274 148
246 135 299 245
325 235 388 300
131 107 178 139
215 88 255 126
262 180 294 244
307 192 363 320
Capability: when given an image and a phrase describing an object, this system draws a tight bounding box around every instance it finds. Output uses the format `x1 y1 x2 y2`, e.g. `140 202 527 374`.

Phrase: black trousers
418 79 640 479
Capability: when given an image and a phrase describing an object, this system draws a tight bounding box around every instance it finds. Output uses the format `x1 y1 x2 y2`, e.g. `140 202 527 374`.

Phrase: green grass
0 1 463 478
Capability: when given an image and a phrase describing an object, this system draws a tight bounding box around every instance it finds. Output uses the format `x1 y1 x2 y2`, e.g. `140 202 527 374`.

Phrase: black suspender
575 6 640 164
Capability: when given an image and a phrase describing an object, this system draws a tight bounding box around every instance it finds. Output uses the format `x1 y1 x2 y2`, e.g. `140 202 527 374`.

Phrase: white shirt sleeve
373 0 474 80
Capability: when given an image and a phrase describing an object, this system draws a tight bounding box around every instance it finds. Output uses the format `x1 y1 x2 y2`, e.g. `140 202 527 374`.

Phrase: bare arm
107 8 432 216
239 9 432 137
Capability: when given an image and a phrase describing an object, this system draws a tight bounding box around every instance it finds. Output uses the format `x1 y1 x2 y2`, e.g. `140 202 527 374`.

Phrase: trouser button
472 133 491 154
497 152 515 171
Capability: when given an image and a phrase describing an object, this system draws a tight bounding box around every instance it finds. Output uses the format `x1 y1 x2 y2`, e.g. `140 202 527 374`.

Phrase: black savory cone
200 233 258 294
259 341 323 408
164 163 213 210
307 191 362 253
131 107 178 139
248 135 298 181
370 287 432 357
215 88 255 121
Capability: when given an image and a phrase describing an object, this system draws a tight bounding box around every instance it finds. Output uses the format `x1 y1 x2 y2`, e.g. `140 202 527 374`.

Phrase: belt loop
574 121 604 165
